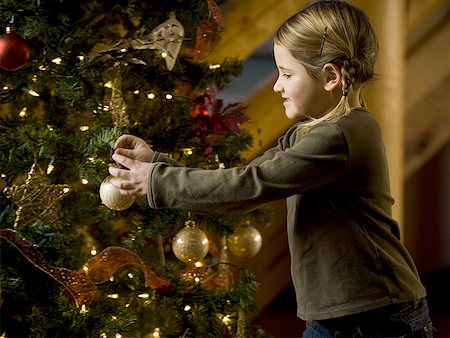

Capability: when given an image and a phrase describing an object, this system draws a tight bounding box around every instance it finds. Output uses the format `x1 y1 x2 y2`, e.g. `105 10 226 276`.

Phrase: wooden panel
404 19 450 178
206 0 307 61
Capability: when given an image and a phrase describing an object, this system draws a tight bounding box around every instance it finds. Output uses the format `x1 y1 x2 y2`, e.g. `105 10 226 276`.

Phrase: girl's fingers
112 153 135 169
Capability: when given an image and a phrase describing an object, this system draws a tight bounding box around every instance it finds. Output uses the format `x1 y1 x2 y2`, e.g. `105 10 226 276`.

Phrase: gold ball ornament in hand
172 220 209 264
228 223 262 258
99 175 135 211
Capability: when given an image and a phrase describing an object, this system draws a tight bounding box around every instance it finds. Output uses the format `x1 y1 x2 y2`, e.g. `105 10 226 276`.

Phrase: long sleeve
147 122 349 214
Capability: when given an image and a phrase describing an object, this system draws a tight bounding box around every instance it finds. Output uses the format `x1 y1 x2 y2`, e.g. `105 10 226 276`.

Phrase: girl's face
273 43 336 120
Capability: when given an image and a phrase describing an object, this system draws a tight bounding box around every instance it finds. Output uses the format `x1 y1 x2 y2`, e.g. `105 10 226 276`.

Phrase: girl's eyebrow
277 65 293 71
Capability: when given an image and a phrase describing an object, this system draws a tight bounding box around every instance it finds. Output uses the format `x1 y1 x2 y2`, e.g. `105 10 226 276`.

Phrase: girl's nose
273 76 282 93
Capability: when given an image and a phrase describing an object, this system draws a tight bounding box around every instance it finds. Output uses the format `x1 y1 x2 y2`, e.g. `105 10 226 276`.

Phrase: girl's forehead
274 44 300 67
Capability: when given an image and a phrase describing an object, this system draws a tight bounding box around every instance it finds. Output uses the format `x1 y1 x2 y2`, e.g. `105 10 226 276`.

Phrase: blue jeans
303 298 433 337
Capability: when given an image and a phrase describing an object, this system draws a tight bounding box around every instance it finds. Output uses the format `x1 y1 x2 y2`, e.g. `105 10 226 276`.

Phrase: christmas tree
0 1 271 337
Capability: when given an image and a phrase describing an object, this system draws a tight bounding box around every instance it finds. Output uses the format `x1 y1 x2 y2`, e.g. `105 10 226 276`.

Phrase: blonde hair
274 0 378 131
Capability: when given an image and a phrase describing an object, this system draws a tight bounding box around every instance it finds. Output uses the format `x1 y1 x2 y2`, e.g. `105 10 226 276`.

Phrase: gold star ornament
3 163 71 229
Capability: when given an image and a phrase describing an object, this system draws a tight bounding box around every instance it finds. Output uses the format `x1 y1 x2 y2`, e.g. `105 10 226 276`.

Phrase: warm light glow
104 81 113 88
28 90 40 97
83 266 89 272
32 75 38 82
47 164 54 174
19 107 27 118
138 293 149 299
120 48 127 53
90 248 97 256
209 64 221 70
80 126 89 131
184 305 191 311
108 294 119 299
115 334 122 338
194 261 203 268
2 86 9 90
152 327 161 337
100 333 107 338
78 55 85 61
63 187 70 193
194 277 200 283
147 93 156 99
81 178 89 185
128 273 134 279
52 57 62 64
79 304 88 314
183 148 193 156
111 316 117 321
222 314 231 324
161 52 168 58
1 174 6 178
133 90 140 94
165 94 173 100
39 65 47 71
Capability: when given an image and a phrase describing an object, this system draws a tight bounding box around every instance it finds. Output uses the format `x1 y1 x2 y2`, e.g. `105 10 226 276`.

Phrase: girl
108 1 433 336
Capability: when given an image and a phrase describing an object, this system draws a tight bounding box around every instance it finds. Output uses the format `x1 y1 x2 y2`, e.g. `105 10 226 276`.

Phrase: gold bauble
172 221 209 264
99 175 135 211
228 223 262 258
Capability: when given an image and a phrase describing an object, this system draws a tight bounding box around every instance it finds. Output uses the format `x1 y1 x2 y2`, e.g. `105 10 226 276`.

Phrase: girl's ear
322 63 342 92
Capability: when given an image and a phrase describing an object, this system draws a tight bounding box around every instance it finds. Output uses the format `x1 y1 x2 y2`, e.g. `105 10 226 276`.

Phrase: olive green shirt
147 108 426 320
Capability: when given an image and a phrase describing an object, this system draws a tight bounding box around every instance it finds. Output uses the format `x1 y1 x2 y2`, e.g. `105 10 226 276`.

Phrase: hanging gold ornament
227 222 262 258
99 175 135 211
172 220 209 264
108 71 130 128
3 163 70 229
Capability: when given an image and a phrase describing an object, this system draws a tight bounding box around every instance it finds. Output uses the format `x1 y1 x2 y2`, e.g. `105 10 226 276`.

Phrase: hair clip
320 26 328 55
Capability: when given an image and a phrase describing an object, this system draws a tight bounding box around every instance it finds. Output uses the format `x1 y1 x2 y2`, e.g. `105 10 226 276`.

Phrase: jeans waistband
317 298 428 330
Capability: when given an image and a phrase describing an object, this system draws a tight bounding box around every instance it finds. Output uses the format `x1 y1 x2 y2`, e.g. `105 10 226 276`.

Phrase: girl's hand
108 153 152 196
113 134 154 163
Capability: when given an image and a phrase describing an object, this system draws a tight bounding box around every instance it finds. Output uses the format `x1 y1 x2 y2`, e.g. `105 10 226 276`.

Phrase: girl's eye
282 74 292 79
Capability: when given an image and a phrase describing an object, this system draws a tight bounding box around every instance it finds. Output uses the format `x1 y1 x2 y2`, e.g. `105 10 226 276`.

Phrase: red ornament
0 27 30 71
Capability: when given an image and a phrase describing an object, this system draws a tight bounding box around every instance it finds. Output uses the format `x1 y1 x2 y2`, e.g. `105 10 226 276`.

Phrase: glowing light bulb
209 64 221 70
165 93 173 100
184 305 191 311
222 315 231 324
80 304 88 314
138 293 149 299
147 93 156 99
52 57 62 64
19 107 27 118
47 164 54 174
80 126 89 131
28 90 40 97
104 81 113 88
108 294 119 299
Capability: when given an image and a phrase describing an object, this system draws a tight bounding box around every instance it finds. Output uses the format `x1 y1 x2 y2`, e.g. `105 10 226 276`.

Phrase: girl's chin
284 108 305 120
